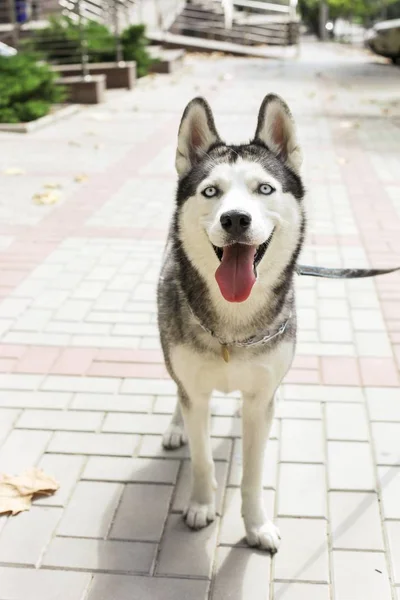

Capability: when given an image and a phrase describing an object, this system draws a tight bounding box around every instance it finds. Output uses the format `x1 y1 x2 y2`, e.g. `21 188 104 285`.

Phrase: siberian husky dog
158 94 305 552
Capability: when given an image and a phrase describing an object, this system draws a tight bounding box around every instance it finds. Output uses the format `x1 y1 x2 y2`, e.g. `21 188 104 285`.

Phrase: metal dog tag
221 344 230 363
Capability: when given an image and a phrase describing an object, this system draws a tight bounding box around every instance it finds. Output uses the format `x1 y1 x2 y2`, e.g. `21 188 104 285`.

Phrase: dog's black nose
220 211 252 236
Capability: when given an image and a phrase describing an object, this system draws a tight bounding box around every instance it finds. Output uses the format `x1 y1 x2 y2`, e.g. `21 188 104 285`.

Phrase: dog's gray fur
157 94 305 551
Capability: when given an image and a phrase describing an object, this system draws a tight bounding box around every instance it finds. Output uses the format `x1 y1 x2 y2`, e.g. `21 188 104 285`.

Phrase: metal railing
0 0 136 51
167 0 300 46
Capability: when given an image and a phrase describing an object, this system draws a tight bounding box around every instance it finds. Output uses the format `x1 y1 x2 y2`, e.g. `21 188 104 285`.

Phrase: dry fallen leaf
44 182 62 190
0 468 59 516
74 174 89 183
2 167 25 176
339 120 360 130
33 191 60 205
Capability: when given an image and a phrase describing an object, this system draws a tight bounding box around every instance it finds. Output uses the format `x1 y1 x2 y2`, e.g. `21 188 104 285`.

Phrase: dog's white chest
170 343 292 397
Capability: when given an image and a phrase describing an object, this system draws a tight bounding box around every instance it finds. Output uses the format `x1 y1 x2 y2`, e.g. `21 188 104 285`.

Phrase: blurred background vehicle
365 18 400 63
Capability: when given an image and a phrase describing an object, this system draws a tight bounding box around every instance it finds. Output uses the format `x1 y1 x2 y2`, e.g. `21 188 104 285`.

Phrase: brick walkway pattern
0 42 399 600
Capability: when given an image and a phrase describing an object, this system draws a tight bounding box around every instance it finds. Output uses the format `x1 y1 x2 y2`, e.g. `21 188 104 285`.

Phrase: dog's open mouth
213 230 274 303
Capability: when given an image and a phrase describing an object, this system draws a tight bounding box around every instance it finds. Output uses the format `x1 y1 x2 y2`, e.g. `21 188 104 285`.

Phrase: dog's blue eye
203 186 218 198
258 184 274 195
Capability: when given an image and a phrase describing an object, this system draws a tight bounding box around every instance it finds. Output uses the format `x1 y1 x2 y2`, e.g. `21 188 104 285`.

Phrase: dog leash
296 265 400 279
187 263 400 363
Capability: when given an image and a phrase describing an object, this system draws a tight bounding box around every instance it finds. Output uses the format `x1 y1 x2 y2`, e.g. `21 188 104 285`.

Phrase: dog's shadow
91 395 292 600
92 392 397 600
92 394 274 599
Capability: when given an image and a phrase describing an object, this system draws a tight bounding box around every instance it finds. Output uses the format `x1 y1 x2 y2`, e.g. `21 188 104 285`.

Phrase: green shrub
26 15 115 64
120 24 154 77
27 17 153 77
0 53 65 123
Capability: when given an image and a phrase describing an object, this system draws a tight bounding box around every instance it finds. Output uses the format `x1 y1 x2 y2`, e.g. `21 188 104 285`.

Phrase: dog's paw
183 502 216 530
162 424 187 449
245 520 281 553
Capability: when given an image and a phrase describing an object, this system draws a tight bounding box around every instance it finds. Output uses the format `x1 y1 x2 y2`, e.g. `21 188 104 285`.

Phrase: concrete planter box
148 48 185 74
52 62 136 90
58 74 106 105
0 105 80 134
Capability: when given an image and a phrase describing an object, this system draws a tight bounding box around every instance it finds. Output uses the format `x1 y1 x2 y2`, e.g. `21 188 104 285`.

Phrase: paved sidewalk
0 41 399 600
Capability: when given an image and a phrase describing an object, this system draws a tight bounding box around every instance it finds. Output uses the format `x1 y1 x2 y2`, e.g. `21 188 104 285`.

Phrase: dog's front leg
241 391 281 552
180 392 216 530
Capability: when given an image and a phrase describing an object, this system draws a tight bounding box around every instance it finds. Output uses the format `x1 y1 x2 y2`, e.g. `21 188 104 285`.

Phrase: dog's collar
188 305 292 362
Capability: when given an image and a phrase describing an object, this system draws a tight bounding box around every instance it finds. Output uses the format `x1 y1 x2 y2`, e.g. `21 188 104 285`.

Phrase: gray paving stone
372 423 400 465
385 521 400 584
327 442 375 490
210 415 242 438
102 413 171 434
71 392 152 413
173 460 228 513
274 518 329 583
120 378 176 395
0 391 71 409
36 453 85 506
378 466 400 519
0 567 91 600
329 492 384 550
220 487 275 546
43 536 156 574
139 435 232 461
211 546 271 600
0 374 44 390
228 439 278 488
157 513 219 578
274 583 330 600
42 375 119 393
0 408 20 442
16 409 104 431
0 429 52 473
83 456 179 484
48 432 139 456
87 573 209 600
278 464 326 517
58 481 123 538
281 420 324 463
0 507 62 565
283 385 364 403
276 400 322 420
110 483 173 541
325 404 369 441
366 388 400 421
332 551 391 600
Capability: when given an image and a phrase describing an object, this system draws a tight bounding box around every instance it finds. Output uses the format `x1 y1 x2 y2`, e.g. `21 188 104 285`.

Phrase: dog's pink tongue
215 244 257 303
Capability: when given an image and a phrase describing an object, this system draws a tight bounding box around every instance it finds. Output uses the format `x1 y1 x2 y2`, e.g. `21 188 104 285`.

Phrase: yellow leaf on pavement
74 174 89 183
0 468 59 516
33 191 60 205
2 167 25 176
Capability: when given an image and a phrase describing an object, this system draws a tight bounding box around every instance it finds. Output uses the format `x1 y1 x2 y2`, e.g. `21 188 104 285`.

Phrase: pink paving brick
359 358 399 387
0 358 17 372
97 349 163 364
292 356 320 370
394 346 400 370
0 271 29 286
14 347 61 374
51 348 98 376
321 357 361 386
88 362 169 379
285 369 321 384
0 345 27 359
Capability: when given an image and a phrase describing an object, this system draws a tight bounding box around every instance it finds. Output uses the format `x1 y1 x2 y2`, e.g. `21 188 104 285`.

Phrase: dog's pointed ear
253 94 302 174
175 97 221 178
